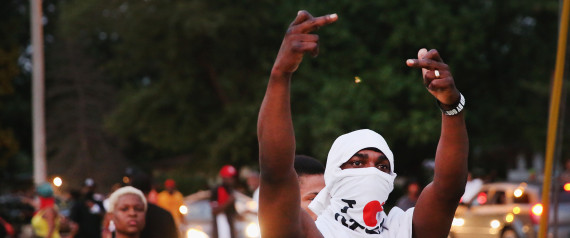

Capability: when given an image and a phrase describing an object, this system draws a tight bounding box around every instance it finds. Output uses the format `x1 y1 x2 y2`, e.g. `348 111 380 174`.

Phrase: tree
46 0 565 183
45 37 128 189
0 0 33 190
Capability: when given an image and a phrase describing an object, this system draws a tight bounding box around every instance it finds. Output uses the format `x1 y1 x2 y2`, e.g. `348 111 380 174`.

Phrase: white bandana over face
309 129 396 235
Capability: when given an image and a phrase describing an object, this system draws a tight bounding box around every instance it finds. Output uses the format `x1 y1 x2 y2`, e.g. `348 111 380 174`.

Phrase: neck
115 232 139 238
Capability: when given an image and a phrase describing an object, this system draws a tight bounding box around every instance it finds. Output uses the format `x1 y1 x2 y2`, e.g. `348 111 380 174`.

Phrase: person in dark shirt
396 180 421 211
70 192 105 238
130 172 180 238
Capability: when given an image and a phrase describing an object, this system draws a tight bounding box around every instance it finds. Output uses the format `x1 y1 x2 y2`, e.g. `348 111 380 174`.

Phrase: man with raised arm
257 10 468 238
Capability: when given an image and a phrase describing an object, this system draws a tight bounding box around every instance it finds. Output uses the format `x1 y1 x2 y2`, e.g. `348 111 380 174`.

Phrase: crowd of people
6 9 465 238
5 160 560 238
5 165 264 238
7 8 570 238
15 176 179 238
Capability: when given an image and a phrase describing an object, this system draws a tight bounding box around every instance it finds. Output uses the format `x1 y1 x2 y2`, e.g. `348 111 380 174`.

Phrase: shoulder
142 205 178 238
146 204 175 220
44 207 57 215
385 207 414 238
157 191 169 198
39 207 57 220
386 207 413 221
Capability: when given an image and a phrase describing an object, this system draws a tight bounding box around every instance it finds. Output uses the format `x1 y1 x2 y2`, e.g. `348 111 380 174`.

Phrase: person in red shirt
210 165 238 238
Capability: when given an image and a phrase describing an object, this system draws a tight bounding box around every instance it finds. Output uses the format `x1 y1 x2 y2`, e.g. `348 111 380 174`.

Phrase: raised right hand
271 10 338 75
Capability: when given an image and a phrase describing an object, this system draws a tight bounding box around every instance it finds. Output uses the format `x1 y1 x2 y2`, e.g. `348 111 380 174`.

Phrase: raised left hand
406 48 460 106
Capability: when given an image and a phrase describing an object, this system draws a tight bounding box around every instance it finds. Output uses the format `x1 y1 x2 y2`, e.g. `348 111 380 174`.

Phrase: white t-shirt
315 207 414 238
461 179 483 203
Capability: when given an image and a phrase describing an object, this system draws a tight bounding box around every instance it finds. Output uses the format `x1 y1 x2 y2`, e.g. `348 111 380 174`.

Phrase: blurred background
0 0 569 217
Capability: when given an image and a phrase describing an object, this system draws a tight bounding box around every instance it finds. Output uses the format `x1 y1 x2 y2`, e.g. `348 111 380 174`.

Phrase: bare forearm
257 70 296 181
407 49 469 238
433 112 469 198
257 70 303 238
257 12 337 237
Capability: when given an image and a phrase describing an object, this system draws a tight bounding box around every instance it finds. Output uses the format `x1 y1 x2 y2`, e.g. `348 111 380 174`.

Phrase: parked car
449 182 570 238
180 190 260 238
0 194 34 237
0 216 15 238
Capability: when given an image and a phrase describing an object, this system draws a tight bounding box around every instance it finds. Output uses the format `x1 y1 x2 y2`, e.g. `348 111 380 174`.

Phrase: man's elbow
434 179 467 202
260 167 296 185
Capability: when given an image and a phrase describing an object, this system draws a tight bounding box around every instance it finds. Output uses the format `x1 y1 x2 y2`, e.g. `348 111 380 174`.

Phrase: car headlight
490 219 501 229
179 205 188 215
452 217 464 227
245 222 260 238
186 228 209 238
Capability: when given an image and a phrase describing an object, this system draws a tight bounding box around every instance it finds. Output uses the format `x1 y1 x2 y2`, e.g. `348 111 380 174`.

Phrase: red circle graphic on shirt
363 200 383 227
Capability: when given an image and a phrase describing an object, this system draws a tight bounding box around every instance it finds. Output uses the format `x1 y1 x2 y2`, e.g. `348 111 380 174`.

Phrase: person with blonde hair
107 186 147 238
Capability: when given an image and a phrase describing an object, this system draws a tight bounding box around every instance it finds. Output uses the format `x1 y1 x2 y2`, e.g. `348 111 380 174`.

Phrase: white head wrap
107 186 148 212
309 129 395 216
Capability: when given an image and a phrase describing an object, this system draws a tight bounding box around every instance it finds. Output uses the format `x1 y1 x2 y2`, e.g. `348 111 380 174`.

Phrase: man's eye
377 164 390 171
351 161 362 166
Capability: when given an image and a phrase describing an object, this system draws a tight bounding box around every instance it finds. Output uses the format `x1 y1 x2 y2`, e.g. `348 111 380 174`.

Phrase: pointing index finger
293 13 338 34
406 58 448 70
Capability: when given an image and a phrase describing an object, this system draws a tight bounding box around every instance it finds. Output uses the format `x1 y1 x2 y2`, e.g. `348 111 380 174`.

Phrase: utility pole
539 0 570 237
30 0 46 185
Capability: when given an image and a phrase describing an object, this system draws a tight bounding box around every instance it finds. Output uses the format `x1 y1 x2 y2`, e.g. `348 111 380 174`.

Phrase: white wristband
437 93 465 116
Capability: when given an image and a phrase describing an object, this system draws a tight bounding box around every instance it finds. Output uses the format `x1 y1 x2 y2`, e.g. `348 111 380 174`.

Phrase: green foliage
0 46 20 169
39 0 569 180
0 0 29 176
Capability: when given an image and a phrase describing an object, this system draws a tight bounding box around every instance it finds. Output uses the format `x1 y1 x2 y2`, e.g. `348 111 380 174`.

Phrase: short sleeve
385 207 414 238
